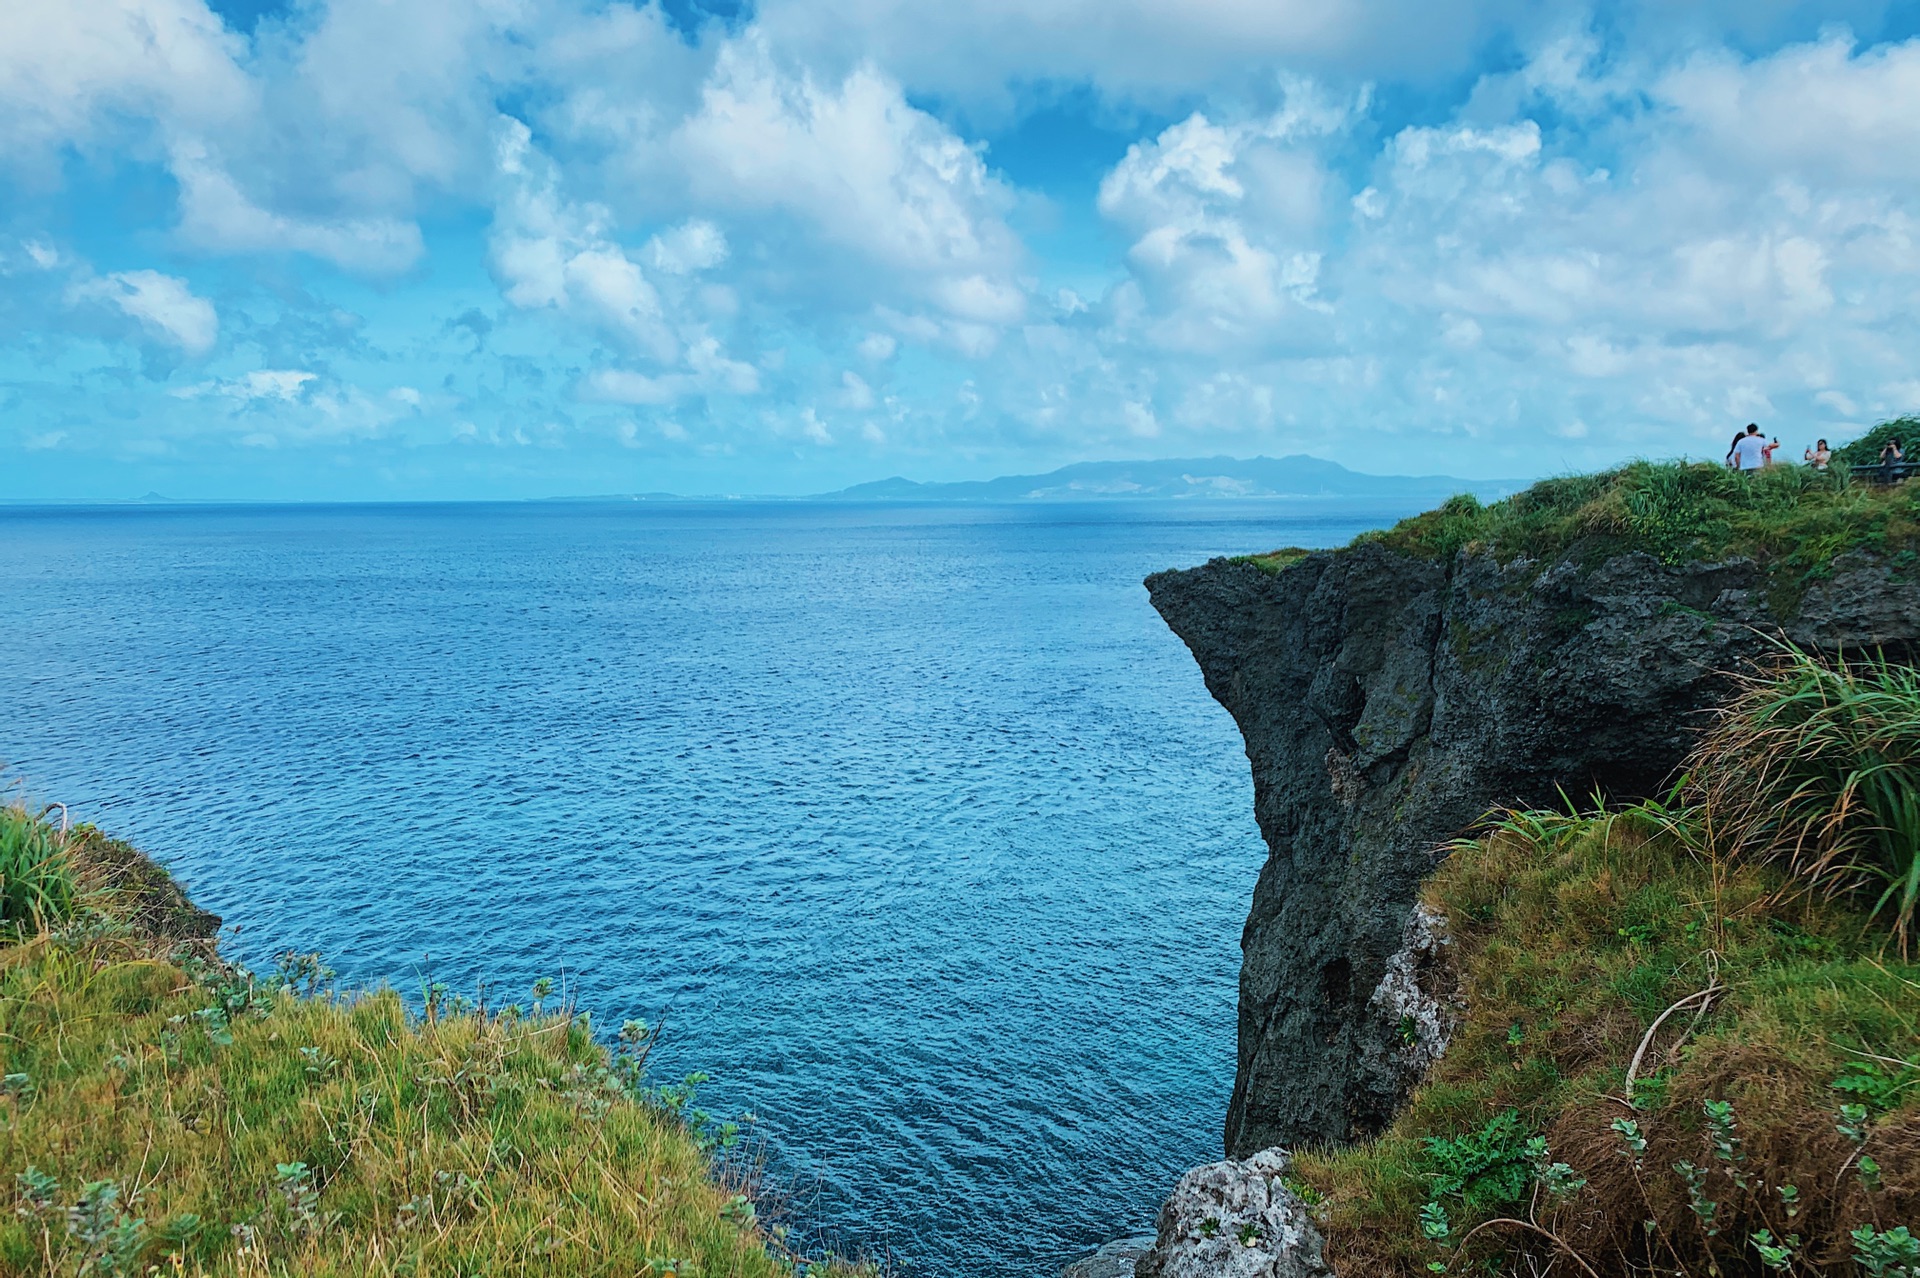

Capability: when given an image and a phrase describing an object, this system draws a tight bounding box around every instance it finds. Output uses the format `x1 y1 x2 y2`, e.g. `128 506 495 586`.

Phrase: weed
1854 1224 1920 1278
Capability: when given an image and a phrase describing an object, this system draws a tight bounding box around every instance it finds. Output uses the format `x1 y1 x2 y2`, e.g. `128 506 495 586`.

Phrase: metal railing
1850 461 1920 483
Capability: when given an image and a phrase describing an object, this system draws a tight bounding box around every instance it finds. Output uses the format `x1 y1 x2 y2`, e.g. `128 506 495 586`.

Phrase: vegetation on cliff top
0 803 851 1278
1232 417 1920 592
1294 647 1920 1277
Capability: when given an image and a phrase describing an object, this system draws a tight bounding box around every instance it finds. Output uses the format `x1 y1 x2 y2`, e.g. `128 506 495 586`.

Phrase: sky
4 0 1920 499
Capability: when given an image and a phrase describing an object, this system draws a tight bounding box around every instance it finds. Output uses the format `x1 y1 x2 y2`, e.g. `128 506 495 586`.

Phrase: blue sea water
2 499 1408 1276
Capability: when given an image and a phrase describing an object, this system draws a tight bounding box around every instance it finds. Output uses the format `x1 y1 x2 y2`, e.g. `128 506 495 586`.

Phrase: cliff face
1147 544 1920 1158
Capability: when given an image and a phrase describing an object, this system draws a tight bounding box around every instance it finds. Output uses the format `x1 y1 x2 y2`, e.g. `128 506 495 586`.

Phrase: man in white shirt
1731 424 1768 471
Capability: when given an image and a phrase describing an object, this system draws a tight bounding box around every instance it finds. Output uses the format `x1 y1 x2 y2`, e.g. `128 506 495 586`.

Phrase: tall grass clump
0 803 76 929
1690 645 1920 953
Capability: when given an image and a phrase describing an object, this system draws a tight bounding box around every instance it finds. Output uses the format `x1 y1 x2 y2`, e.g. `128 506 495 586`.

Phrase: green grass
1691 646 1920 953
0 805 76 930
1294 651 1920 1276
1833 417 1920 469
1229 548 1313 575
1228 420 1920 613
1360 461 1920 579
0 823 860 1278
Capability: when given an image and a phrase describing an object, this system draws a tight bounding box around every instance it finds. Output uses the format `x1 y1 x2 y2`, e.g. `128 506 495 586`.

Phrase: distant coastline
0 455 1525 508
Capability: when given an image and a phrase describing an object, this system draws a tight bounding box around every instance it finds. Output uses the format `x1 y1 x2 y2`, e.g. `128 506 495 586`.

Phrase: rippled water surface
3 499 1409 1275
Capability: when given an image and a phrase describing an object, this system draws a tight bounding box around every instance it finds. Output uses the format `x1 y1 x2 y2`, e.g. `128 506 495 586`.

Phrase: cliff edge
1148 476 1920 1157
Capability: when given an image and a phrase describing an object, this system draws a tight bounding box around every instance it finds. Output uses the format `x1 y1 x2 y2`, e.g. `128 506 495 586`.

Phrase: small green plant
65 1180 146 1276
1833 1056 1920 1113
1610 1117 1647 1166
1750 1228 1799 1271
1236 1222 1261 1247
1199 1216 1220 1238
1421 1110 1536 1212
16 1166 59 1216
1853 1225 1920 1278
1673 1161 1718 1237
275 1162 322 1236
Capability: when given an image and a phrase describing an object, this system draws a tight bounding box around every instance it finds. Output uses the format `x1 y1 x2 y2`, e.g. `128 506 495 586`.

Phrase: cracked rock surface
1137 1149 1329 1278
1148 544 1920 1156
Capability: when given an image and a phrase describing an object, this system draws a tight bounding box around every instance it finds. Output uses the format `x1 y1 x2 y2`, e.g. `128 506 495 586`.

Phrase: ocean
2 498 1411 1275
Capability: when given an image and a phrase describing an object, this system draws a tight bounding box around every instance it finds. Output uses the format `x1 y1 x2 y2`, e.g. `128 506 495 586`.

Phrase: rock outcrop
1135 1149 1329 1278
1062 1236 1158 1278
1147 544 1920 1157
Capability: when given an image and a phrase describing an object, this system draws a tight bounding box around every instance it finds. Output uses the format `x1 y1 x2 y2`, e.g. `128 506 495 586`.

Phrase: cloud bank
3 0 1919 496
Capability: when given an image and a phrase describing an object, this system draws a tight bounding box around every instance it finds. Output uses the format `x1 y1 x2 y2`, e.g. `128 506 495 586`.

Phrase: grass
1691 647 1920 954
0 806 76 930
0 812 860 1278
1293 649 1920 1277
1361 462 1920 580
1227 421 1920 614
1833 418 1920 469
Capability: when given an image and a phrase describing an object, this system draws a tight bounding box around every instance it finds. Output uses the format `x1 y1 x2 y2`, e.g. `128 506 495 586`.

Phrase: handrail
1849 461 1920 483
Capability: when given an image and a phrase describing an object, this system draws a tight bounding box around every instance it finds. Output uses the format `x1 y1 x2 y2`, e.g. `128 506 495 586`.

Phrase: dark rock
1147 544 1920 1157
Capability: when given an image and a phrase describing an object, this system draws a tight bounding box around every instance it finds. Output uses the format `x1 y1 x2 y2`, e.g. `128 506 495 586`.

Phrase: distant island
5 456 1521 506
815 456 1520 503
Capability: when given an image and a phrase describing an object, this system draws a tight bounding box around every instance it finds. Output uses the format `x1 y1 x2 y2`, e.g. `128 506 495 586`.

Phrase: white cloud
1095 83 1354 353
170 142 425 273
646 220 729 274
491 118 678 362
72 269 219 354
583 337 762 405
673 39 1026 330
0 0 250 171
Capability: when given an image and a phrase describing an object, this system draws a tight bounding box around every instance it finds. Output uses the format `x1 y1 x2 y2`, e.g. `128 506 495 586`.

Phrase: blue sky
4 0 1920 499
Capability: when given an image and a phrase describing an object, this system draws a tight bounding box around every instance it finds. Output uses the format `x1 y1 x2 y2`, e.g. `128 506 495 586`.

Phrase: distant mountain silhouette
818 455 1519 502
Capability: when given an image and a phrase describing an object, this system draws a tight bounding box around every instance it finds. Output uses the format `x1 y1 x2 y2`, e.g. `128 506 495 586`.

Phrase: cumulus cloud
1037 28 1920 463
491 118 681 363
1097 82 1356 353
673 39 1026 331
71 269 219 354
8 0 1920 490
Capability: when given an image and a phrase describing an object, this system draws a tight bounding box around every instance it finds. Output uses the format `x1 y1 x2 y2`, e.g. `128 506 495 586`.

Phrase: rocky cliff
1147 543 1920 1158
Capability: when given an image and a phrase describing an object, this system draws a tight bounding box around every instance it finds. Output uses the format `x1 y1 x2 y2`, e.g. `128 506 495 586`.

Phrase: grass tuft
0 804 76 930
1689 644 1920 954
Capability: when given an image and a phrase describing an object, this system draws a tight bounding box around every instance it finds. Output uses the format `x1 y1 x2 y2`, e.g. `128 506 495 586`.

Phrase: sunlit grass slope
1293 648 1920 1278
0 806 847 1278
1237 420 1920 603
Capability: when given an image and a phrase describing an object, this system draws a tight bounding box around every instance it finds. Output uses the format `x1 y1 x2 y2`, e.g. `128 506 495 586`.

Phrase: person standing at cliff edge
1729 424 1768 472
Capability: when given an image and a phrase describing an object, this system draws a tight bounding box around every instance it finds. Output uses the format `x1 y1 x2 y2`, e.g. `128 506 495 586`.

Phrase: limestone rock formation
1136 1149 1329 1278
1062 1236 1157 1278
1147 545 1920 1156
